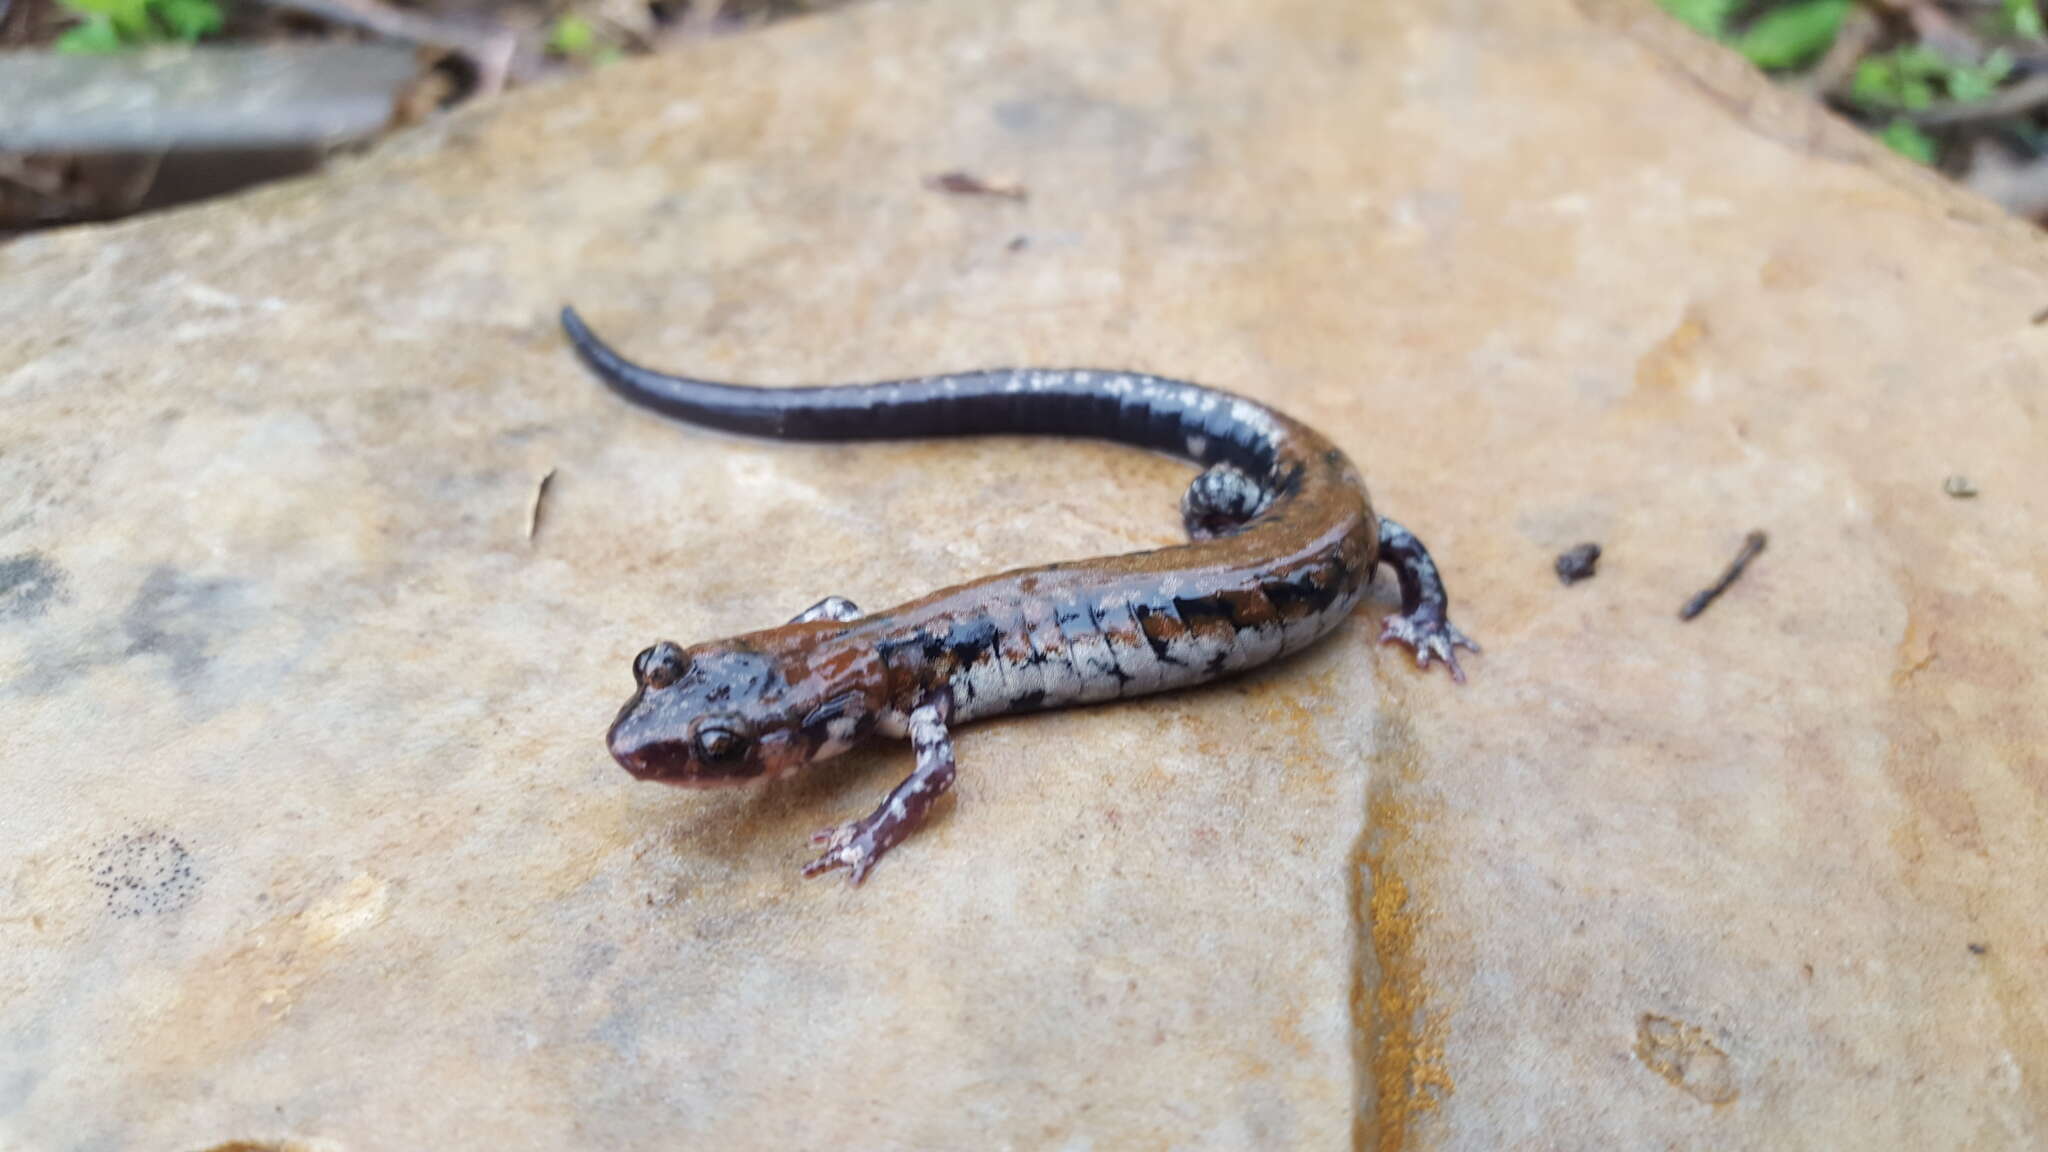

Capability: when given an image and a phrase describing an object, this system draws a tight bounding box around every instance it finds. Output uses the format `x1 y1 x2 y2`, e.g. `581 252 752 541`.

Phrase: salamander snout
605 640 778 786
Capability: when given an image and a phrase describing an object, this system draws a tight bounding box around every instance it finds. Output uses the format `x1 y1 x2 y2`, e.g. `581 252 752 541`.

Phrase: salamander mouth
608 727 756 787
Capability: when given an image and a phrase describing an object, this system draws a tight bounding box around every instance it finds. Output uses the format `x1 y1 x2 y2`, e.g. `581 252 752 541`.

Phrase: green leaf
1879 118 1938 165
548 14 597 57
2004 0 2044 40
1734 0 1851 71
1658 0 1739 36
1852 48 1959 110
55 15 125 52
60 0 156 39
1947 50 2013 104
155 0 222 40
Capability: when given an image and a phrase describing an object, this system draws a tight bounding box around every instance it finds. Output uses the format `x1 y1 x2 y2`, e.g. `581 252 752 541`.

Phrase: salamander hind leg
1375 517 1480 683
789 596 862 624
1181 463 1272 540
803 689 957 884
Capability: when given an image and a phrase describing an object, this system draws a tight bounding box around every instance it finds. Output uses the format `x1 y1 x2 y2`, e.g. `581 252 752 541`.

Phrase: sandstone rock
2 0 2044 1148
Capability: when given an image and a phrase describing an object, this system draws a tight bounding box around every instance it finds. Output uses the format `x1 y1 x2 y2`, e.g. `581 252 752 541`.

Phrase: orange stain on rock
1353 710 1452 1152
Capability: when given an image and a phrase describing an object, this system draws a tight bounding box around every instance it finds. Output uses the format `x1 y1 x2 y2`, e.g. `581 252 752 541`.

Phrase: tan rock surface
4 0 2046 1147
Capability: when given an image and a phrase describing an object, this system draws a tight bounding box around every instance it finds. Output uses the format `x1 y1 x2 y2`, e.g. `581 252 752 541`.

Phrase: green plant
1732 0 1851 70
1662 0 1737 37
1877 118 1938 165
56 0 223 52
1850 46 2013 110
2000 0 2044 40
1656 0 1850 71
547 13 622 64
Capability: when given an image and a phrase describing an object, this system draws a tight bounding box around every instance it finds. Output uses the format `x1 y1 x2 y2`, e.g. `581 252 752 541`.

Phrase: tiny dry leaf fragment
1943 474 1978 498
527 467 557 543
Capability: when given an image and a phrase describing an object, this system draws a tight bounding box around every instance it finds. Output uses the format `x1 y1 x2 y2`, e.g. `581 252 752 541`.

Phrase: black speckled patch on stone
88 828 201 918
0 552 64 621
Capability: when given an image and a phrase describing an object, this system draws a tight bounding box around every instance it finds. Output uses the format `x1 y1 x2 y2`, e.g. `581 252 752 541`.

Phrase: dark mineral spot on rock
89 828 201 918
122 567 241 684
0 552 65 621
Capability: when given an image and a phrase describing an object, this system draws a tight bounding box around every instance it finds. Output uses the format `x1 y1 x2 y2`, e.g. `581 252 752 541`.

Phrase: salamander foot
1374 516 1478 683
1380 607 1479 683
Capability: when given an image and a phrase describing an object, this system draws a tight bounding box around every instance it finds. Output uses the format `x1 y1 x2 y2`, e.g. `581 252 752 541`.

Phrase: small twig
1797 6 1882 98
925 171 1028 202
1911 73 2048 127
1679 531 1767 621
527 466 557 543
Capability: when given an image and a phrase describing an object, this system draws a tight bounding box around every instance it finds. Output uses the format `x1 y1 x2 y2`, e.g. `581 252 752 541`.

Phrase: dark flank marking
945 617 1000 665
0 553 64 621
1053 599 1093 650
1172 594 1232 632
1263 562 1340 620
1336 545 1364 591
1133 602 1186 663
875 634 915 669
1218 587 1278 628
998 619 1038 670
1261 574 1314 619
1085 598 1133 685
876 630 950 672
1011 688 1048 711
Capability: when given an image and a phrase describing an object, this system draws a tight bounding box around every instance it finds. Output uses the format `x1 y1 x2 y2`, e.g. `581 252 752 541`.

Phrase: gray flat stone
0 43 418 151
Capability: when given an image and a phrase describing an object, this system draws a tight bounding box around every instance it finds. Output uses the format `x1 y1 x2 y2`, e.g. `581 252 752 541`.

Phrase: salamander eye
695 726 747 765
633 642 688 690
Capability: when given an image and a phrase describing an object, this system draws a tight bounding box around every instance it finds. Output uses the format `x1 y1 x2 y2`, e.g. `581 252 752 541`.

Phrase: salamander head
606 638 881 786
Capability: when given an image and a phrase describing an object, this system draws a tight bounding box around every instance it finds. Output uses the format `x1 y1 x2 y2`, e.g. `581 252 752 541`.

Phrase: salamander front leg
803 689 957 884
1375 517 1480 683
789 596 862 624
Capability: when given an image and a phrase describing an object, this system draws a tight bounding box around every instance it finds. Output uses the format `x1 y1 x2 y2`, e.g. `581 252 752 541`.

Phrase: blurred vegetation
1658 0 2048 201
11 0 2048 231
54 0 223 51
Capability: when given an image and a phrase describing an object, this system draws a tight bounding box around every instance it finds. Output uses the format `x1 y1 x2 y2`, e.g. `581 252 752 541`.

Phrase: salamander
563 306 1478 883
